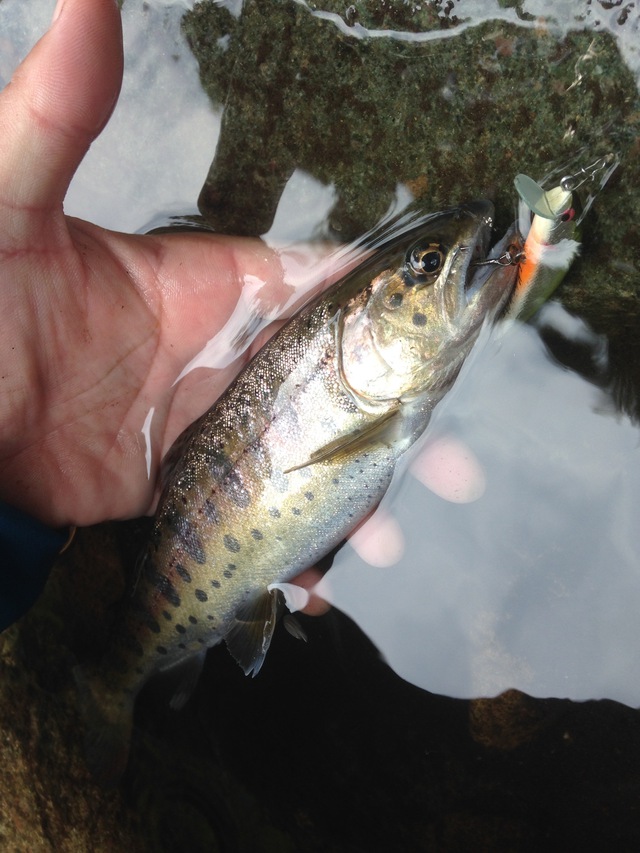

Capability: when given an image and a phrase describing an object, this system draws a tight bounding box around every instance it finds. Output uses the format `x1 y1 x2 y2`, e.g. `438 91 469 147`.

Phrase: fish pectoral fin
223 588 285 677
283 614 308 642
284 407 400 474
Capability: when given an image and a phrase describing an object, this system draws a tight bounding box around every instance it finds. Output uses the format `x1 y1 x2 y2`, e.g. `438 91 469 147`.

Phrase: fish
75 200 520 783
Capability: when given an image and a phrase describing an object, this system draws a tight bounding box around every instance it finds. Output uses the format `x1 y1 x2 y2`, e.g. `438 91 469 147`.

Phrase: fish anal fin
284 407 399 474
168 651 207 711
223 589 284 677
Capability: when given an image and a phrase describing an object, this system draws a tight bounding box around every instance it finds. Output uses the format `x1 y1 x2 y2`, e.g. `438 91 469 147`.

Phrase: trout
76 201 519 782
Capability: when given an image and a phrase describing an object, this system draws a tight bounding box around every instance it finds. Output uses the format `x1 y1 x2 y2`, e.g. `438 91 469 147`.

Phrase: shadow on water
1 0 640 849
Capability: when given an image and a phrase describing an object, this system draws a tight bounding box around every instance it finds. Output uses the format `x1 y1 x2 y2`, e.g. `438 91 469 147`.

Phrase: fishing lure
504 153 617 320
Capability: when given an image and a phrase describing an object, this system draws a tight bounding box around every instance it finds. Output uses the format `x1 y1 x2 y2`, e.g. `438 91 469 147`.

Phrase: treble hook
560 153 616 193
473 246 525 268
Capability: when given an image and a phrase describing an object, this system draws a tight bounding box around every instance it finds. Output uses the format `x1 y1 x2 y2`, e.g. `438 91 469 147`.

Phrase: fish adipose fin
284 408 399 474
223 588 284 676
73 664 134 788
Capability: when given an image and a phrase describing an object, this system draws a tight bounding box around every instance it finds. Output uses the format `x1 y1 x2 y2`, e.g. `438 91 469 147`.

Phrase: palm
2 213 305 525
0 1 329 529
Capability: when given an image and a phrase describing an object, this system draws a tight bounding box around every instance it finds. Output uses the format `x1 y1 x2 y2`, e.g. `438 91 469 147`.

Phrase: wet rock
0 523 148 852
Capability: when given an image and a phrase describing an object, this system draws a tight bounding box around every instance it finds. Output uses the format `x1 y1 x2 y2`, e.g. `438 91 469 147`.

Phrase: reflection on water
322 304 640 706
0 0 217 232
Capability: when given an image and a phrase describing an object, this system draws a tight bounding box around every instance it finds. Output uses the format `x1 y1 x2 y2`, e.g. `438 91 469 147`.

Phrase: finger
346 508 404 567
410 434 486 503
0 0 123 222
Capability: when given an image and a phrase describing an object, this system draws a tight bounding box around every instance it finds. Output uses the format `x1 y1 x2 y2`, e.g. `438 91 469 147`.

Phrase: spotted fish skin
76 202 519 782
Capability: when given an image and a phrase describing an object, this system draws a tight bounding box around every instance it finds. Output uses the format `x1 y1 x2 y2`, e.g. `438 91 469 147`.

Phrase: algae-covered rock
183 0 640 411
184 0 639 242
0 524 148 852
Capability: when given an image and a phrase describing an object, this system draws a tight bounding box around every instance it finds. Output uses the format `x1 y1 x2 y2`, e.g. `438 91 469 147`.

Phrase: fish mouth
462 202 521 312
456 200 494 295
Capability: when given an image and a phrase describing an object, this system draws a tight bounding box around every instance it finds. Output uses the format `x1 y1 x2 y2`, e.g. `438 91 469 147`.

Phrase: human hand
0 0 334 532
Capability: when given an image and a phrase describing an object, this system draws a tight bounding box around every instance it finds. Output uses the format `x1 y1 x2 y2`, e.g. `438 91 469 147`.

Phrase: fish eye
407 243 446 282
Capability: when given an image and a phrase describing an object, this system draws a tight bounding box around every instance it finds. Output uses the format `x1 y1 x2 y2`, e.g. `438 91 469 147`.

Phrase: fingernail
51 0 65 24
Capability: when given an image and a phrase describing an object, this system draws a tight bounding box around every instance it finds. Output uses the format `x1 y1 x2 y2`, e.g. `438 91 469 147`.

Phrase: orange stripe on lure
505 175 580 321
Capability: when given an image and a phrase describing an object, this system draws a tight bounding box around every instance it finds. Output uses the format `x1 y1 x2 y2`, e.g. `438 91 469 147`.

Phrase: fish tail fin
73 664 134 788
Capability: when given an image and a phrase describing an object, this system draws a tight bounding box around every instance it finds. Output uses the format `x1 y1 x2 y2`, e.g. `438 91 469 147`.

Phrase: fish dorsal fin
223 588 284 676
284 407 399 474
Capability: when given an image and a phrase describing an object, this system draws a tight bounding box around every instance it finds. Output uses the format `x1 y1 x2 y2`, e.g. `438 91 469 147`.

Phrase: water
0 0 217 232
2 0 640 848
321 307 640 705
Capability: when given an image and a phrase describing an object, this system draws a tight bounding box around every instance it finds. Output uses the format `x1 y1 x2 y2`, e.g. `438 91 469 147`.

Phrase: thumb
0 0 123 219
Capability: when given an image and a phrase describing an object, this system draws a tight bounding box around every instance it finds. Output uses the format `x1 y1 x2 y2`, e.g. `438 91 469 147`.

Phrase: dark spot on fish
275 535 282 541
157 646 168 655
227 563 236 571
223 470 251 508
175 624 186 634
269 507 281 518
189 615 198 625
204 498 219 523
224 534 241 553
388 292 403 308
175 518 207 564
176 563 192 583
412 312 427 327
332 478 339 485
212 580 221 589
224 570 232 579
133 604 162 635
197 637 205 645
145 565 181 608
207 615 215 621
122 631 144 657
162 610 172 621
304 491 314 501
195 589 208 602
205 446 229 481
292 507 301 516
251 529 264 540
178 643 186 650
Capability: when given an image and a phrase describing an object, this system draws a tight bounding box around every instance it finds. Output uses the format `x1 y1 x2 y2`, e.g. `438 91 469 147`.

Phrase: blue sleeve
0 500 69 631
